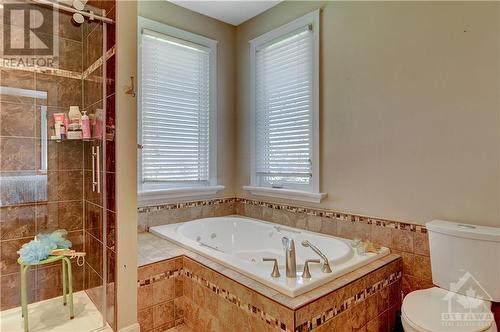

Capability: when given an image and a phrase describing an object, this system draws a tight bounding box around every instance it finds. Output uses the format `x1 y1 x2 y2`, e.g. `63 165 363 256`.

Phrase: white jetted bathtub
150 216 389 297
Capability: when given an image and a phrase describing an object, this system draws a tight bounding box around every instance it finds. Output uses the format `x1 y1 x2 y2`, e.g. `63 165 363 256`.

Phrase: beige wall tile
137 284 153 310
153 301 174 328
370 224 392 248
414 231 430 256
337 219 371 241
391 228 414 252
138 307 153 332
414 254 432 282
153 278 175 304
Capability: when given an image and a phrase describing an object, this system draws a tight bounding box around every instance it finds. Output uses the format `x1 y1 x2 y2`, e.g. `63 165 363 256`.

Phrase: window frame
245 10 325 203
137 17 222 204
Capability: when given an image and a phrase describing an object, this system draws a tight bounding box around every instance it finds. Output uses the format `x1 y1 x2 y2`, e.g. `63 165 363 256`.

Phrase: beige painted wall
236 1 500 227
116 1 138 330
138 0 237 198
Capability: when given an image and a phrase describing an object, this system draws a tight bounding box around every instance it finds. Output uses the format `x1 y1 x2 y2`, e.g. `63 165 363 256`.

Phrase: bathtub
150 216 389 297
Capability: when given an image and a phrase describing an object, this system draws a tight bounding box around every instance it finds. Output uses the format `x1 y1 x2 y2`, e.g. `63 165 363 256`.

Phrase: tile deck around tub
138 232 401 310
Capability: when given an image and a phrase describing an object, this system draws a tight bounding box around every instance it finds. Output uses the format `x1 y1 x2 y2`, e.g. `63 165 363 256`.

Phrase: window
138 17 223 203
244 10 325 203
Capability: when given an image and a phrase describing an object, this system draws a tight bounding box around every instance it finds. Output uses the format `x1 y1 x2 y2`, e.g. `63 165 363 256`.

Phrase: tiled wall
234 198 433 297
137 257 184 331
137 256 402 332
138 197 433 297
137 198 236 232
0 7 85 310
82 0 116 329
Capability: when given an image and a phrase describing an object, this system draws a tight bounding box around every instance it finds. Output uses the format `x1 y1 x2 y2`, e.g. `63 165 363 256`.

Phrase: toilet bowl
401 287 496 332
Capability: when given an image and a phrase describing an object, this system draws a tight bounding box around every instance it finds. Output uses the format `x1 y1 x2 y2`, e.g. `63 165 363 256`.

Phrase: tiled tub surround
137 233 402 332
138 197 432 297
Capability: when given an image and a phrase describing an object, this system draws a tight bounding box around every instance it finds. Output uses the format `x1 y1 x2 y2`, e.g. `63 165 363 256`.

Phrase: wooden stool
17 256 74 332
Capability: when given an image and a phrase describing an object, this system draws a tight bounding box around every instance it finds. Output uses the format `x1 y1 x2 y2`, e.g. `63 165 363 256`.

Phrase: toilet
401 220 499 332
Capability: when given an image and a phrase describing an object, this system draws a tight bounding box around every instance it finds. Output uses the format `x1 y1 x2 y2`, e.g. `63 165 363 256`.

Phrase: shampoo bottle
81 111 91 139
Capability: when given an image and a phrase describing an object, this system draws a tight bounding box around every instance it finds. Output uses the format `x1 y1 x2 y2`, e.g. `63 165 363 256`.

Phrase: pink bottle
81 111 91 139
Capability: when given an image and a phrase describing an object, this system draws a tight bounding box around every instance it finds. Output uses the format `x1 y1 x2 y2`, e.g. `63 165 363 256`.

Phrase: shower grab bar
96 145 101 194
91 146 96 192
91 145 101 193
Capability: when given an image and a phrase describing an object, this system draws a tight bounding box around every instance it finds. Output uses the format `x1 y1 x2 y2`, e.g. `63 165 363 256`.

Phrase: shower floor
0 291 112 332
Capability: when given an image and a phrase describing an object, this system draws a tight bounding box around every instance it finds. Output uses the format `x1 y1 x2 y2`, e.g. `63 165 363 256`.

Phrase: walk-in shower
0 0 116 330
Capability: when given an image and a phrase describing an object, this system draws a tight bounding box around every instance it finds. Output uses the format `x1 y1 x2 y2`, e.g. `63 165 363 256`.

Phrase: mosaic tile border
296 270 402 332
138 268 183 287
238 198 426 233
183 268 291 332
137 197 236 213
138 196 427 233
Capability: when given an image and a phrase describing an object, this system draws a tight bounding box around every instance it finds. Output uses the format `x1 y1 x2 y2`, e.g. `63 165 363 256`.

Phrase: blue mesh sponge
19 229 72 264
37 229 72 249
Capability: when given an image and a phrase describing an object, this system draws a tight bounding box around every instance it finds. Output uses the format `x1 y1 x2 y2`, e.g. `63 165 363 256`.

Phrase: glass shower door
0 1 115 330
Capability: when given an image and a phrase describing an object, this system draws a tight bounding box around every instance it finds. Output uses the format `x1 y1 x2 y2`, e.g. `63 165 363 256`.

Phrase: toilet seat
402 287 494 332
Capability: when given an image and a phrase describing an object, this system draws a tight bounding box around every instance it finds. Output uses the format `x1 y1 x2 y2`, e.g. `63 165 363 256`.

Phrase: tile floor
0 291 112 332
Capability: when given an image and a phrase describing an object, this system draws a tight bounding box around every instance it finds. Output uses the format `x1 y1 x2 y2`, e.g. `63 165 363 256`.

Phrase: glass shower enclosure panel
0 0 114 330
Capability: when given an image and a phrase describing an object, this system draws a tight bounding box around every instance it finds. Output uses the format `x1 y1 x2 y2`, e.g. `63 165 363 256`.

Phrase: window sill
242 186 327 203
138 185 225 207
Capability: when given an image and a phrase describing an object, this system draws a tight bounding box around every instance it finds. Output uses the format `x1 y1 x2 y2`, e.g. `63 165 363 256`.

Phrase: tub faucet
301 240 332 273
282 237 297 278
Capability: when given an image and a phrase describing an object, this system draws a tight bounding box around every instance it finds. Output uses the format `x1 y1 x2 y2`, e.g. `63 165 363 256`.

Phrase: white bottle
68 106 82 126
81 111 91 139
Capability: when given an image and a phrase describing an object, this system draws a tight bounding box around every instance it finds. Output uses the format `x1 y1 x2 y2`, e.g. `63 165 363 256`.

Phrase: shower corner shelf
49 138 94 143
49 137 114 143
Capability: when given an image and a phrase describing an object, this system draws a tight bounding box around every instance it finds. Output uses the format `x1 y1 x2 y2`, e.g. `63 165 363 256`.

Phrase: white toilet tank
426 220 500 302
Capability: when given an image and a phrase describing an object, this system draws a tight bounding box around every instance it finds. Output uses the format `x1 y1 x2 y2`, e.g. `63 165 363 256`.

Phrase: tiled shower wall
82 0 116 329
0 6 85 310
138 197 433 297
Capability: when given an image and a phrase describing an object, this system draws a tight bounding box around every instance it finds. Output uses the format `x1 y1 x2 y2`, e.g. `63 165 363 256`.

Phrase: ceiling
169 1 282 26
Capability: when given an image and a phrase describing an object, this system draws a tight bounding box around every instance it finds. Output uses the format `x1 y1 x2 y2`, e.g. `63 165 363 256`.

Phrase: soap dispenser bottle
81 111 91 139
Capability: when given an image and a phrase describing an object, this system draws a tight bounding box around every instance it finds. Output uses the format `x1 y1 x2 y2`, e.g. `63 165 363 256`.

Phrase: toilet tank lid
426 220 500 243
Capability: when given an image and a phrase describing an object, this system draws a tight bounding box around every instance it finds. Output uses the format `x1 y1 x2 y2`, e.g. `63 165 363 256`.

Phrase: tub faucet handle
302 259 320 278
262 258 280 278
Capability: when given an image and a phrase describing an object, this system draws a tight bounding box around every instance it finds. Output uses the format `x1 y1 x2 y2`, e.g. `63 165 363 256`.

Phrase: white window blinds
140 29 211 185
255 25 314 188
